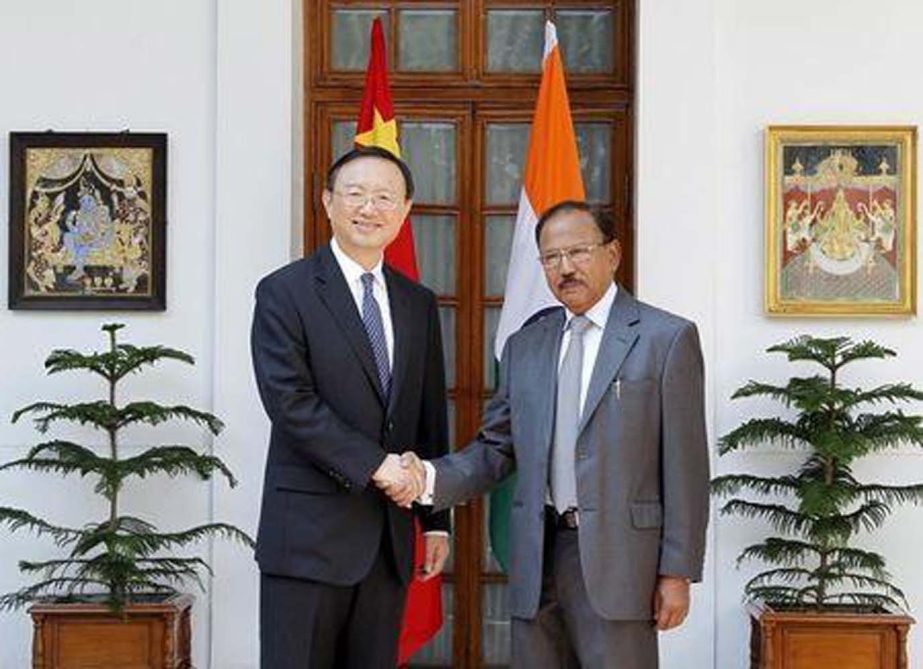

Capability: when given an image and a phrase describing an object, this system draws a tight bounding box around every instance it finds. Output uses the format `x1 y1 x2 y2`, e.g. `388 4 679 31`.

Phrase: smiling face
322 156 413 268
538 208 621 315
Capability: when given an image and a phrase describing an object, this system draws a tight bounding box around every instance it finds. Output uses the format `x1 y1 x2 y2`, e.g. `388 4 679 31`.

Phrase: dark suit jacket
251 244 450 586
432 288 709 620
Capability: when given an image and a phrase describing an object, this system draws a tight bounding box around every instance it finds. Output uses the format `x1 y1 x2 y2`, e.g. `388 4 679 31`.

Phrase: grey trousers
511 526 659 669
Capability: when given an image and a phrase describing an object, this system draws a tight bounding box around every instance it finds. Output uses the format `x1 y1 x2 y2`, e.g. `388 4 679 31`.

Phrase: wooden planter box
29 593 193 669
749 602 913 669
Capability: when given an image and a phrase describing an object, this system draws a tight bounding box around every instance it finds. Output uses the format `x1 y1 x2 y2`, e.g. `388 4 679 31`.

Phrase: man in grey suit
405 200 709 668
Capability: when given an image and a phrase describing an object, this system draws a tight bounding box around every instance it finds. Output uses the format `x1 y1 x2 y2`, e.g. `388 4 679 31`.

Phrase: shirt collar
564 282 618 331
330 237 385 288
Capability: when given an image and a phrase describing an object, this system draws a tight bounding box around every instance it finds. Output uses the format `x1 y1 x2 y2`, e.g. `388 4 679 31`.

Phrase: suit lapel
314 245 387 405
578 288 640 435
534 310 566 462
385 267 412 417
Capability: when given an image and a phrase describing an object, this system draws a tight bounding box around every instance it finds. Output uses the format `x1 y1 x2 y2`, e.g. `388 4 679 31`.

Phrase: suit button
577 451 587 460
388 420 395 431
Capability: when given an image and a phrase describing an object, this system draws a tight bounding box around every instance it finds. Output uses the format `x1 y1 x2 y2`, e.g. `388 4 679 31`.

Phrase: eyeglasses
335 189 402 212
538 243 605 270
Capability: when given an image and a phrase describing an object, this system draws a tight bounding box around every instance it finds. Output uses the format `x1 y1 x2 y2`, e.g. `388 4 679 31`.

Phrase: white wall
639 0 923 666
0 1 292 667
3 0 923 667
637 1 718 666
210 0 293 666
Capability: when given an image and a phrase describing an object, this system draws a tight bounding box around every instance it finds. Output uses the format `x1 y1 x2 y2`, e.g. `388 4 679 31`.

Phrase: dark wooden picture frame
8 132 167 310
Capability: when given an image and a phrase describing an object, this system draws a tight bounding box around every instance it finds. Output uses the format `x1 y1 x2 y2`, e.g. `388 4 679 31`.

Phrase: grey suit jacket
432 287 709 621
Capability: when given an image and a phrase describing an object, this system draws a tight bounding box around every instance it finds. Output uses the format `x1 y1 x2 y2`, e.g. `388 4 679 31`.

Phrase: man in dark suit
407 201 710 668
251 146 450 668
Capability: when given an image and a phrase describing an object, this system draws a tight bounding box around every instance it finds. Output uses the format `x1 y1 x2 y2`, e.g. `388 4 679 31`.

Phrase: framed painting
8 132 167 310
765 125 916 316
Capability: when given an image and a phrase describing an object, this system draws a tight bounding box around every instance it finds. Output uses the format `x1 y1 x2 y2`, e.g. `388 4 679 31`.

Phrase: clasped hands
371 452 449 581
372 451 426 508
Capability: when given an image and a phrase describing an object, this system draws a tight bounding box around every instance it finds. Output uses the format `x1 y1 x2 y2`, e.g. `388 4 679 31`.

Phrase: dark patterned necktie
361 273 391 400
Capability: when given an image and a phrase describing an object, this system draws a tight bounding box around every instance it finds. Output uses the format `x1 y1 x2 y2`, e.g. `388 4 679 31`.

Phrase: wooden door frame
302 4 635 667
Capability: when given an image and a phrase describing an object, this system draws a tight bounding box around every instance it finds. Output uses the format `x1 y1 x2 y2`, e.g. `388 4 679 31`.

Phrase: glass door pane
484 124 529 205
398 9 459 72
413 214 457 296
331 9 389 70
556 9 615 74
485 10 544 73
402 122 458 205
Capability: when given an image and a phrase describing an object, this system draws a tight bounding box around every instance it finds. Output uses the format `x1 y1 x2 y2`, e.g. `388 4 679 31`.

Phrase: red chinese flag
354 18 419 282
354 18 443 665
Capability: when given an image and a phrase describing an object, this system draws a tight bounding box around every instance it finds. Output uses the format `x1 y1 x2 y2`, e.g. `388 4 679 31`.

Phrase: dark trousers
511 517 659 669
260 530 407 669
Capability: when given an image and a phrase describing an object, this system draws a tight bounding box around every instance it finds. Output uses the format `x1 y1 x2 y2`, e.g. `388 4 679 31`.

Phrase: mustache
557 276 584 290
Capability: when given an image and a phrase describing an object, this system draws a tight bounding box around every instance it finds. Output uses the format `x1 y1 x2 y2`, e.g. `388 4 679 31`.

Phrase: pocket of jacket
614 378 657 393
630 501 663 529
272 464 341 495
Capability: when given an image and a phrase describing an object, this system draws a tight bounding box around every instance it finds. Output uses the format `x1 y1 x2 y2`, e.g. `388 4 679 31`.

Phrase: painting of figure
9 133 166 310
765 126 916 316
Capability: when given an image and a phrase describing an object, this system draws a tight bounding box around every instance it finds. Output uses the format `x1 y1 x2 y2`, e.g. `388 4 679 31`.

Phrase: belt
546 506 579 530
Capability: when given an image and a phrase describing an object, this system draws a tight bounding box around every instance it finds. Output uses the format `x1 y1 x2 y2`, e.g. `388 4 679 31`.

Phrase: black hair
533 200 616 247
325 145 415 199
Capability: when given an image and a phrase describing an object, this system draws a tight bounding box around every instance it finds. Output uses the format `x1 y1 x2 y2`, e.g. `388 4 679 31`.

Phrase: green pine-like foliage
0 323 253 612
713 335 923 612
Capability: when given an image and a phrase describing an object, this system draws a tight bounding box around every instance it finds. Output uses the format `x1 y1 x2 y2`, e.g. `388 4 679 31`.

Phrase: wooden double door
304 3 634 666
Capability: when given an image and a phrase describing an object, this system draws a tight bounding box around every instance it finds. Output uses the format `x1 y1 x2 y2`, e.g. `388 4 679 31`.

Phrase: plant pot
749 601 913 669
29 593 193 669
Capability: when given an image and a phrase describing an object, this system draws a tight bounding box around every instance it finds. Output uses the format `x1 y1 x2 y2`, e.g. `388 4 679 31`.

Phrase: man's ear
399 198 414 221
321 189 333 217
608 239 623 274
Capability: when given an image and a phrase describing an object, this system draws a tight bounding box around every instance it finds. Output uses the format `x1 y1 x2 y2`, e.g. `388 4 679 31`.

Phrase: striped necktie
360 272 391 400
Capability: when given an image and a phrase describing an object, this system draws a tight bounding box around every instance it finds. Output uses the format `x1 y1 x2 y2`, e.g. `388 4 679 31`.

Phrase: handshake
372 451 427 508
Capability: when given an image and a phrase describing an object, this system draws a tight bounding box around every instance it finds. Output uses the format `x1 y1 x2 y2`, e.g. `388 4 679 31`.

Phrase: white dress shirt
330 237 394 368
421 282 619 504
559 281 618 415
331 239 447 539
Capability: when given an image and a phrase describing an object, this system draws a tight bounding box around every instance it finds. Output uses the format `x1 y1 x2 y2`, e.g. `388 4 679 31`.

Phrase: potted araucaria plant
0 323 253 669
713 335 923 669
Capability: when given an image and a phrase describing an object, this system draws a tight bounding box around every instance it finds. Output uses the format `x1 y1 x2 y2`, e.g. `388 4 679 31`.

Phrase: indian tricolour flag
489 21 586 571
493 21 586 359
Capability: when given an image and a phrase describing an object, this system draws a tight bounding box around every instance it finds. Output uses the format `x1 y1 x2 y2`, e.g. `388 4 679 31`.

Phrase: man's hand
399 451 426 504
653 575 690 631
400 451 424 478
420 534 450 581
372 454 424 508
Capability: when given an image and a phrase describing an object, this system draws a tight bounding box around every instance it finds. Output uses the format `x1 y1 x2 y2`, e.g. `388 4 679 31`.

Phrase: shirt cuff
418 460 436 505
422 530 449 537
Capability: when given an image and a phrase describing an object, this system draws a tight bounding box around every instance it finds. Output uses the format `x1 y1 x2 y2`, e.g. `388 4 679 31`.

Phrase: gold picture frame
765 125 916 316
